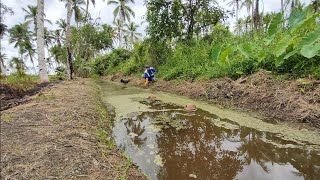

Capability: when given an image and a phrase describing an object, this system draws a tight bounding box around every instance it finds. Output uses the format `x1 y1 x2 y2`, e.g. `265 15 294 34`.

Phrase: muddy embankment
0 79 146 179
106 70 320 128
0 83 52 111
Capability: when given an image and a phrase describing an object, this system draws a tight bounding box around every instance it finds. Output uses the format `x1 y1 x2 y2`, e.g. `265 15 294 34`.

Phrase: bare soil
107 70 320 128
0 83 51 111
0 79 146 180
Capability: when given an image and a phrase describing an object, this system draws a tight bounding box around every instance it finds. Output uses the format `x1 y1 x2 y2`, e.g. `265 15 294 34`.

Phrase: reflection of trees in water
236 127 320 179
122 110 320 179
124 117 147 147
156 113 243 180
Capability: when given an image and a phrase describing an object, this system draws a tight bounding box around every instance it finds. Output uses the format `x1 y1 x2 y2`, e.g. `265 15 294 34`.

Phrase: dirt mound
1 79 146 179
106 70 320 128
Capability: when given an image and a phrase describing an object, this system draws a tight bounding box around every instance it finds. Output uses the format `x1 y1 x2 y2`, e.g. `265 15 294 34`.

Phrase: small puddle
99 81 320 180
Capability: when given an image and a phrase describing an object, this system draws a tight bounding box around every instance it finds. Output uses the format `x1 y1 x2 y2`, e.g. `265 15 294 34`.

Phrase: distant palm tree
9 57 26 76
9 23 31 62
123 35 131 49
285 0 301 11
85 0 95 19
124 21 142 47
107 0 135 22
225 0 242 23
253 0 260 29
113 18 124 47
241 0 254 30
44 28 54 49
22 5 52 34
56 19 67 35
62 0 86 27
234 18 244 35
23 39 36 72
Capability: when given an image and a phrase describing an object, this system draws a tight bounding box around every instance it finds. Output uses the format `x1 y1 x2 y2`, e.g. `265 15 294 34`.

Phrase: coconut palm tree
113 18 124 47
36 0 49 82
106 0 135 22
23 40 37 73
65 0 73 79
225 0 242 23
285 0 301 11
253 0 260 29
9 57 26 76
85 0 95 19
22 5 52 35
62 0 86 27
234 18 244 35
0 52 7 75
123 35 131 49
241 0 254 30
9 23 30 62
56 19 67 35
0 3 14 38
124 21 142 47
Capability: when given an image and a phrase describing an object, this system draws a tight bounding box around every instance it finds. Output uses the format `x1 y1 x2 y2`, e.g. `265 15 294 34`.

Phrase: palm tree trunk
251 0 254 31
281 0 284 13
254 0 259 30
236 0 239 23
66 0 73 80
36 0 49 82
0 59 5 75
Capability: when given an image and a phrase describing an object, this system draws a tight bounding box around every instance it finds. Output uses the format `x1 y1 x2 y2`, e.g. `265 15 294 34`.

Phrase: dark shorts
141 74 157 81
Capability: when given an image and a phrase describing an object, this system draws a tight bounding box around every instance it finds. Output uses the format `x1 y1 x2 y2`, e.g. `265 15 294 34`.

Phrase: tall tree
241 0 254 30
124 21 142 47
9 57 26 76
253 0 260 29
36 0 49 82
226 0 242 23
85 0 95 19
66 0 73 79
9 23 31 64
0 2 14 38
285 0 301 11
113 18 124 47
107 0 135 22
22 5 52 35
107 0 135 47
146 0 227 40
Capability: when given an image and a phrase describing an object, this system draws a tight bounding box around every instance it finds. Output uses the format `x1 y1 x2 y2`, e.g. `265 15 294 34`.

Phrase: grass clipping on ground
0 79 146 180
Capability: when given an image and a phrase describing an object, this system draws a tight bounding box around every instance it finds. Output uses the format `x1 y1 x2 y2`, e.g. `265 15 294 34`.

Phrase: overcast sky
1 0 312 73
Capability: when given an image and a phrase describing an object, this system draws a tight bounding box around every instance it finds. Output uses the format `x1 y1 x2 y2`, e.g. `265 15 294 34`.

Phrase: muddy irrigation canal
99 81 320 180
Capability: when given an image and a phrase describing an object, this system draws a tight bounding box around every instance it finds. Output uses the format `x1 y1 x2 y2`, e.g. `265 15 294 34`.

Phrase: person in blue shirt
142 65 157 86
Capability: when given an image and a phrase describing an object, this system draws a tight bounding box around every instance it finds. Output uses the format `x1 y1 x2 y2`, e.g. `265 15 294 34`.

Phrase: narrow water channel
99 81 320 180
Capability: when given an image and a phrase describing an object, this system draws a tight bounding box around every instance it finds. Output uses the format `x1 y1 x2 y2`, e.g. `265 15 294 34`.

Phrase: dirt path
107 70 320 128
0 79 146 180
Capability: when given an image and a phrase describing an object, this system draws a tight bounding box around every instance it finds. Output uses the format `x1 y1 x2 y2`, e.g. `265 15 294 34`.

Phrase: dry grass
1 79 146 180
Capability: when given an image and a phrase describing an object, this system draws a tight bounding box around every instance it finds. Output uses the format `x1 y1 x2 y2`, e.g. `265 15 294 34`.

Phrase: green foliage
145 0 229 40
2 74 39 89
108 6 319 80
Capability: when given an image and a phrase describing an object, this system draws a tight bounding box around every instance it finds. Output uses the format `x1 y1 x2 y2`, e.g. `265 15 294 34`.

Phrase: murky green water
99 81 320 180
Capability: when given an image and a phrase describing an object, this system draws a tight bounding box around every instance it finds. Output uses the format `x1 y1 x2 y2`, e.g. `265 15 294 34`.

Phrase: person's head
145 65 150 69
